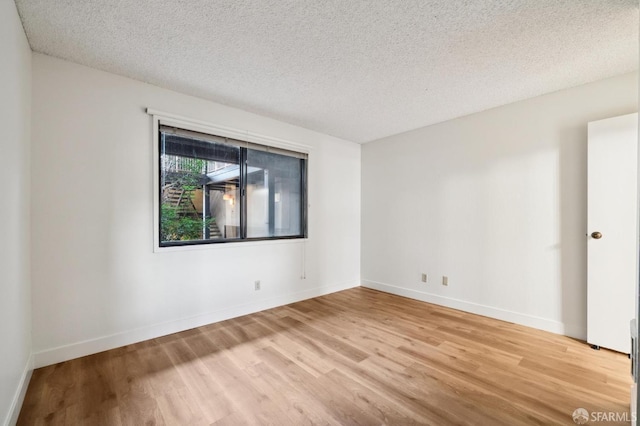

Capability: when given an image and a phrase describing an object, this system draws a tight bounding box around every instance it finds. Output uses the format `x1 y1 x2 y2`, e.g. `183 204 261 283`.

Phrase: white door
587 113 638 354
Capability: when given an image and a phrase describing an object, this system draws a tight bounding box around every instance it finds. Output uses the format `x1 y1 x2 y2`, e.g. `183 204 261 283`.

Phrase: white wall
31 54 361 367
362 72 638 338
0 1 32 424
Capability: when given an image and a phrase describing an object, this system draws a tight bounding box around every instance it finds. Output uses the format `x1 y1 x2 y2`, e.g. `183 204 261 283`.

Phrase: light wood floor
18 287 632 425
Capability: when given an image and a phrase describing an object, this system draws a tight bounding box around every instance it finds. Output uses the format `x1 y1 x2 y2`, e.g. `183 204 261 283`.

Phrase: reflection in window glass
246 150 302 238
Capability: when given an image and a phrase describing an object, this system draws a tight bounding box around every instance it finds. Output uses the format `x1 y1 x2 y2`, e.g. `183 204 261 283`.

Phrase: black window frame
158 125 308 248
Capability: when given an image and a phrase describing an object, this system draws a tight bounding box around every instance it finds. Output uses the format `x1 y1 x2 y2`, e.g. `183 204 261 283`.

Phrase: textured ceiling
15 0 639 143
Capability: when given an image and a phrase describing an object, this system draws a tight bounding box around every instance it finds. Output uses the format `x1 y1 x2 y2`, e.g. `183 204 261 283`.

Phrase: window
158 124 307 247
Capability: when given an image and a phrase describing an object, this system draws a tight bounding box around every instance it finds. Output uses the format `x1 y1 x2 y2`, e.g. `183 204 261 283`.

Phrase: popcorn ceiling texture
15 0 639 143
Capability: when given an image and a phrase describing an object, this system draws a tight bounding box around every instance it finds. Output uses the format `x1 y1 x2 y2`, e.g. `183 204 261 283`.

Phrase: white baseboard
33 280 359 368
5 354 33 426
362 279 586 339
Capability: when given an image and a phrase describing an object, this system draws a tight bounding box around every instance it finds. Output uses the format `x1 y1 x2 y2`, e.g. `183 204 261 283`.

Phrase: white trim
146 108 312 153
155 236 310 253
152 113 161 251
4 354 33 426
148 109 311 253
361 279 586 339
32 280 359 368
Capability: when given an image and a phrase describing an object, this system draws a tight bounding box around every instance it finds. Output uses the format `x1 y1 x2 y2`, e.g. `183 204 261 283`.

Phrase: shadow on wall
558 124 589 340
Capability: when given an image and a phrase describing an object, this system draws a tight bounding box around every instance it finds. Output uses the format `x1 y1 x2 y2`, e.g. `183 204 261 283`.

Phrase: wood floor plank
17 287 633 425
245 361 341 426
256 345 380 425
112 351 166 426
321 368 428 425
155 387 207 426
161 339 231 423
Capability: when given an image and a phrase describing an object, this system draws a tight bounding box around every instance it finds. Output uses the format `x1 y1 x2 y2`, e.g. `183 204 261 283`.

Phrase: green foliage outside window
160 203 213 241
161 157 213 242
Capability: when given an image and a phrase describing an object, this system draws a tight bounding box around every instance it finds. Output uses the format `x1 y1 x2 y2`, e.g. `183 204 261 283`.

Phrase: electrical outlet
254 280 261 291
442 276 448 286
421 273 427 283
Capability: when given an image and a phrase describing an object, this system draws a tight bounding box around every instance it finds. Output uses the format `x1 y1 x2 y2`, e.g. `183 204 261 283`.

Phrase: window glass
160 132 240 244
246 150 302 238
158 125 307 246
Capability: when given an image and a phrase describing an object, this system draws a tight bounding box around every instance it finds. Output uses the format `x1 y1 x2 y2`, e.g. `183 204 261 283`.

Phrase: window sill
153 237 309 253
